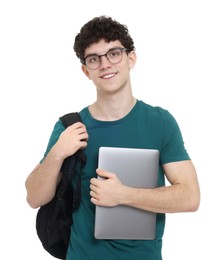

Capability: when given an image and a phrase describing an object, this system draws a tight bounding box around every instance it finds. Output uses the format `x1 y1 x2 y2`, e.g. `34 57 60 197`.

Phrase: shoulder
138 100 174 121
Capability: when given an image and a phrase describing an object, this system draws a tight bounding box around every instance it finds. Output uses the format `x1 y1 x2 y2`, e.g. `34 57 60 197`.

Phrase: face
81 39 136 94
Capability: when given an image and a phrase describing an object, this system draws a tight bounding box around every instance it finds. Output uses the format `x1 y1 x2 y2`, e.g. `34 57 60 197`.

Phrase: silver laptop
94 147 159 240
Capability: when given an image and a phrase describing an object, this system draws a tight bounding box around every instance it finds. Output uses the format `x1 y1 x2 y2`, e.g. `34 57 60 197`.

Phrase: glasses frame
82 47 128 70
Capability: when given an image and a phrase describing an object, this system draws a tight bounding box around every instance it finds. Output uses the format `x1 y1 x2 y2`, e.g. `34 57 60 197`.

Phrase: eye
86 55 99 64
108 49 121 58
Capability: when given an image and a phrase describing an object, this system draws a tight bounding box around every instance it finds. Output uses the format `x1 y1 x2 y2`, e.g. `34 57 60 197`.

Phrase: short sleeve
160 110 190 165
40 120 65 163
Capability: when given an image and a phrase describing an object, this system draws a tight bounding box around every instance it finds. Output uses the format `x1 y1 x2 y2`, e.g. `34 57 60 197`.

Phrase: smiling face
81 39 136 95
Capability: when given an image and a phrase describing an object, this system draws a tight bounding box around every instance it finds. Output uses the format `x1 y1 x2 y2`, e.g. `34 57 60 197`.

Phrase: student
25 16 200 260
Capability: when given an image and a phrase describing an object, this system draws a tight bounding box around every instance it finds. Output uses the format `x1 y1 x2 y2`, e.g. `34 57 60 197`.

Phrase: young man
25 16 200 259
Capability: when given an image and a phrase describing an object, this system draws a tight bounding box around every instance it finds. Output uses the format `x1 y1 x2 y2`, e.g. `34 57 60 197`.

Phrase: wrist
119 185 134 205
49 145 67 162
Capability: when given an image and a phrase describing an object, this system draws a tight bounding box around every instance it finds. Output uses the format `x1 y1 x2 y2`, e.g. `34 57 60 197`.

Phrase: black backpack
36 112 87 259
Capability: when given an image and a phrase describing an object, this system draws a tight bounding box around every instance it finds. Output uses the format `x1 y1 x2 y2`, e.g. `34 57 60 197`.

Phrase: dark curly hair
73 16 135 63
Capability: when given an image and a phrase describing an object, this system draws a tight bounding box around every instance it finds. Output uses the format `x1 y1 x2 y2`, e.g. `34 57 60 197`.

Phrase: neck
89 94 137 121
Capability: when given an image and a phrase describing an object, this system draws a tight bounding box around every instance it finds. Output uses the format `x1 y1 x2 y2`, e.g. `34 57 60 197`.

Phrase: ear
81 65 92 80
128 51 137 69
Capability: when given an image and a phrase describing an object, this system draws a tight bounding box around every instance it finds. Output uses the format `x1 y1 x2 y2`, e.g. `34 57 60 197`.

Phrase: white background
0 0 221 259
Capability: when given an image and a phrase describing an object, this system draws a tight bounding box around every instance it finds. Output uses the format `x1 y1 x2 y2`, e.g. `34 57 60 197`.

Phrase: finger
79 132 89 142
90 178 98 185
90 190 101 202
69 122 87 135
79 141 88 149
91 197 106 207
73 122 85 129
76 127 88 137
96 169 115 179
89 190 96 198
89 183 97 191
91 197 98 205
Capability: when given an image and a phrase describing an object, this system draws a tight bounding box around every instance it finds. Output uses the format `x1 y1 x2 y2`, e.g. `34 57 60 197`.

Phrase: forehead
84 39 123 56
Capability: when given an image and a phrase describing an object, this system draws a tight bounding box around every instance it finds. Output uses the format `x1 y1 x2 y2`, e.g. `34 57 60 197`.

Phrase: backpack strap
59 112 87 167
59 112 82 128
57 112 87 211
59 111 87 179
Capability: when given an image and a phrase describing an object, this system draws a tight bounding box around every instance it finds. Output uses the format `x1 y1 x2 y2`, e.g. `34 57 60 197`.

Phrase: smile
101 73 117 79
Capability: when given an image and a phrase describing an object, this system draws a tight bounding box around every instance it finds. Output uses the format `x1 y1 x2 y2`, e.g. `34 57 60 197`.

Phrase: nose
99 55 112 69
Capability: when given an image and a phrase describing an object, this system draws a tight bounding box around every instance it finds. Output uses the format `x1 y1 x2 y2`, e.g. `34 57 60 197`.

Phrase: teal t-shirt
42 100 190 260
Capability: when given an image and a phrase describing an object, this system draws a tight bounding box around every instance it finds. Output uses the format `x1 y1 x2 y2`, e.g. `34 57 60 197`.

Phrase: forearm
121 184 199 213
25 147 64 208
91 162 200 213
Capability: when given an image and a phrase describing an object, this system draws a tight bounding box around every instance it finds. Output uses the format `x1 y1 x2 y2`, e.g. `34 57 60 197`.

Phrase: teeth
103 73 115 79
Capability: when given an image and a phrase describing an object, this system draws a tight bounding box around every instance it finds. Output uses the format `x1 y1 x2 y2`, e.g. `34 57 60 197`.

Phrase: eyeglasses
82 47 128 70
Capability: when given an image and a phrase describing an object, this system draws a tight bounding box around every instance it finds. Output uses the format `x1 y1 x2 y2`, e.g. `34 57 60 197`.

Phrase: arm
25 122 88 209
90 160 200 213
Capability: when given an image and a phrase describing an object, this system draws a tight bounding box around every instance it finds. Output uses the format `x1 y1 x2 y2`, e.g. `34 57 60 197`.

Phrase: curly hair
73 16 135 63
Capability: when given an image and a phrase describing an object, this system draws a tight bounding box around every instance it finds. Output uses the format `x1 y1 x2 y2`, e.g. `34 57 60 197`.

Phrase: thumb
96 168 115 179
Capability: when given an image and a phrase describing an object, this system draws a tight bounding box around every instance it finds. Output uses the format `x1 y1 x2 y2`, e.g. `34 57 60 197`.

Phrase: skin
25 39 200 213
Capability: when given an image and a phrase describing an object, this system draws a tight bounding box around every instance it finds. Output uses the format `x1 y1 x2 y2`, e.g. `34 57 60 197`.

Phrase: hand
53 122 88 160
90 169 124 207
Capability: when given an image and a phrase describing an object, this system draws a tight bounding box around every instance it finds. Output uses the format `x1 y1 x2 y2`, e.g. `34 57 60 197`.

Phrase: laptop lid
94 147 159 240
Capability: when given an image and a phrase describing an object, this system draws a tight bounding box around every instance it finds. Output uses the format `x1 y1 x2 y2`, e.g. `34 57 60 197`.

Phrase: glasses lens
85 55 100 69
107 48 122 64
